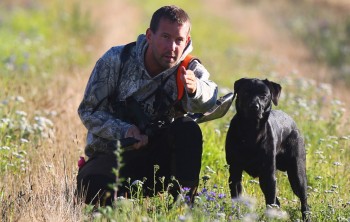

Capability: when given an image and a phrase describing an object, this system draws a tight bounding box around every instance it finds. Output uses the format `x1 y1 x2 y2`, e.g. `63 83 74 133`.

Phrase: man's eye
176 38 184 44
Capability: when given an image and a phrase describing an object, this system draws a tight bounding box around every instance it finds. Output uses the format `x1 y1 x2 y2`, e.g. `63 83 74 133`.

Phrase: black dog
225 78 310 221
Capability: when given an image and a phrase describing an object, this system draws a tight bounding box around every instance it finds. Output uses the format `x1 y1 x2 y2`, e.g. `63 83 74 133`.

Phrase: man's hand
125 125 148 149
179 66 197 95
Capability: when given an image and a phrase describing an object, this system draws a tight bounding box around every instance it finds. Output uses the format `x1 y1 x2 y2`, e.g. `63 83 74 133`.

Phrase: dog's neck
238 111 270 131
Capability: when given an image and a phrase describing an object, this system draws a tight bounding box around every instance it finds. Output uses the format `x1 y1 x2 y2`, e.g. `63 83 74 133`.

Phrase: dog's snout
249 102 260 111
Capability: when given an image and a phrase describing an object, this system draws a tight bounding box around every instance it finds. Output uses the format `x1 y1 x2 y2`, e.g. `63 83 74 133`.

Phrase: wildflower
200 187 208 194
242 213 258 221
131 180 143 187
1 146 11 150
218 193 225 199
34 116 54 127
20 138 29 143
182 187 191 193
216 212 225 219
15 110 27 117
232 196 257 211
117 196 125 200
331 185 338 189
340 136 350 140
265 205 289 220
315 176 323 180
14 96 25 103
12 152 24 159
178 215 186 221
333 162 342 166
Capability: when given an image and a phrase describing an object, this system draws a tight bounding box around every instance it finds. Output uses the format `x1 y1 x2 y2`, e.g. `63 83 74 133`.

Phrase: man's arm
77 56 132 141
181 60 218 113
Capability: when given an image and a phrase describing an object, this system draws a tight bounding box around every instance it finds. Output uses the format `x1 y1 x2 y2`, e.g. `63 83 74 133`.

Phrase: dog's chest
236 140 266 176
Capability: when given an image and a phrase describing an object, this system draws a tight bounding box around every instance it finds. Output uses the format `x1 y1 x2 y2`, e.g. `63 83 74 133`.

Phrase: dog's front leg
229 166 243 198
259 164 278 206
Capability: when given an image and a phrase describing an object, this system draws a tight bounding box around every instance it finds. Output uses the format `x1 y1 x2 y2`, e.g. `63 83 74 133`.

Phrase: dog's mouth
245 103 265 119
247 109 264 119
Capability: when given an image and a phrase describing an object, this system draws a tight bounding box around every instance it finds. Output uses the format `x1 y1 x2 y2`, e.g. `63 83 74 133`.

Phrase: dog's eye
259 95 267 99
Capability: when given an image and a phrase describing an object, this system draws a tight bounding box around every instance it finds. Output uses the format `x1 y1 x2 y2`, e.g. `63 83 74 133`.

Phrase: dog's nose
249 102 260 111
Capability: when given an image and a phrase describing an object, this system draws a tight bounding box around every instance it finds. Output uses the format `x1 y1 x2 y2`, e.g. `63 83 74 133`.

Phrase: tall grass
0 0 92 221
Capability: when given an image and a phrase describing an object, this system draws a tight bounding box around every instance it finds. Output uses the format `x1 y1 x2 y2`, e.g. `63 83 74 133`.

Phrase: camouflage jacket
78 34 218 156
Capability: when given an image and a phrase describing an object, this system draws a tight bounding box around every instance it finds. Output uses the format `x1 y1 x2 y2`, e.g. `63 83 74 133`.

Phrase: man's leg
168 116 203 201
76 153 117 206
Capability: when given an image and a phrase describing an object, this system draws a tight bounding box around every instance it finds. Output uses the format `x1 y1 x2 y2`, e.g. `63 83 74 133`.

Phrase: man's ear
186 35 191 45
146 28 152 43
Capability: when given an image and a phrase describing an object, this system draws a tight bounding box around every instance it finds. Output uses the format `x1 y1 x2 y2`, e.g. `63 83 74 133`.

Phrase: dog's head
233 78 281 119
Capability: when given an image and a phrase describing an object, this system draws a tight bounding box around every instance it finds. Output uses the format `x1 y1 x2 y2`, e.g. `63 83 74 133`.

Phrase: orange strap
176 54 196 101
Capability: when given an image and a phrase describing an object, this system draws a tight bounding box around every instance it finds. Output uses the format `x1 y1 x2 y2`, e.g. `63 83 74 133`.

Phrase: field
1 0 350 221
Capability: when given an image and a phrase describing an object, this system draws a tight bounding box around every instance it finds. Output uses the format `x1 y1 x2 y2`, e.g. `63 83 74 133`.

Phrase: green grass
0 0 92 94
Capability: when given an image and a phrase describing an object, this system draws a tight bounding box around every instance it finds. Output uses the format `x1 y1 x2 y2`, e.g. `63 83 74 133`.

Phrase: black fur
225 78 310 221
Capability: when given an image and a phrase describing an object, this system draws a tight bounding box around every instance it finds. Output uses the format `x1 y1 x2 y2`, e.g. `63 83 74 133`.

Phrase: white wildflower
14 96 25 103
265 206 289 220
20 138 29 143
131 180 143 187
15 110 27 117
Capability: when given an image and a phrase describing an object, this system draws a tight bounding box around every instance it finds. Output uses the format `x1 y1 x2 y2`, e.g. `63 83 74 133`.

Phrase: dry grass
1 1 140 221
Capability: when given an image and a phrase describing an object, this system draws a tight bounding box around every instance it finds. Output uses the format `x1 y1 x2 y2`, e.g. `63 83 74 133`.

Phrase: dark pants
76 116 203 205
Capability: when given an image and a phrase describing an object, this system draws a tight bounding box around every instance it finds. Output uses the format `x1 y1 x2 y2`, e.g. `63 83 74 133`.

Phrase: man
77 5 218 205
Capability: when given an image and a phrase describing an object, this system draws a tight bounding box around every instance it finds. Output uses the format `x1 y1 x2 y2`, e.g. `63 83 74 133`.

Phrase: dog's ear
263 79 282 106
233 78 249 98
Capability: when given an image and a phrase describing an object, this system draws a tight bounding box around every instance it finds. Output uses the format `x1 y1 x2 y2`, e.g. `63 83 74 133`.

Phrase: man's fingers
180 66 187 75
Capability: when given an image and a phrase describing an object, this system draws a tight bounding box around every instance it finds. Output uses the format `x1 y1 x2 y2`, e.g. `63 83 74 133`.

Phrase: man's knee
172 116 202 139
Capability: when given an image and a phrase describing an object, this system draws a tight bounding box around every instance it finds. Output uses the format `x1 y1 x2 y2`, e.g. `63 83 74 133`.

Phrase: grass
1 0 350 221
0 0 92 96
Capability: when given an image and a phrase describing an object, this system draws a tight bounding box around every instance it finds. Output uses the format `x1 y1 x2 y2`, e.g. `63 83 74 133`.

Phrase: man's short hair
150 5 191 33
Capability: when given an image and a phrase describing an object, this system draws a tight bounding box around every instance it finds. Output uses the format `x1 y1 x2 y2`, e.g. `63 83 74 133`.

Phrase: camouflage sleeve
182 60 218 113
77 57 132 141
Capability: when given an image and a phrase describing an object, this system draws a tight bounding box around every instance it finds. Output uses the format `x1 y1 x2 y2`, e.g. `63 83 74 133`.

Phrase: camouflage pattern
78 34 218 156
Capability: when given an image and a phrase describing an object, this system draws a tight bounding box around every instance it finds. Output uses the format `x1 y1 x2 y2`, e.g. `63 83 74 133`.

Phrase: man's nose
167 40 177 51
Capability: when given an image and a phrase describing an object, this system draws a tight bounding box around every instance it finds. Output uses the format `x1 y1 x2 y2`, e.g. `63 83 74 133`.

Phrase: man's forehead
157 19 190 33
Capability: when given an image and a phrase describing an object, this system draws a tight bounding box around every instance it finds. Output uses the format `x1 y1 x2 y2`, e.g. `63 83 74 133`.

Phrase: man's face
146 18 190 71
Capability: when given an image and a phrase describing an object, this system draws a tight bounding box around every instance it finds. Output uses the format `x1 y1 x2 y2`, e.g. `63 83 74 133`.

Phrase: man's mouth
163 54 176 62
